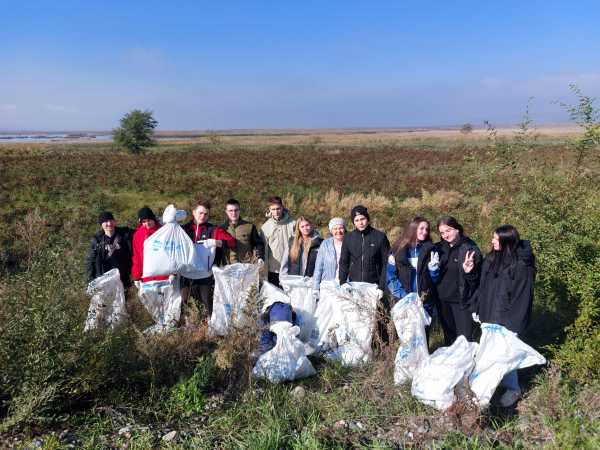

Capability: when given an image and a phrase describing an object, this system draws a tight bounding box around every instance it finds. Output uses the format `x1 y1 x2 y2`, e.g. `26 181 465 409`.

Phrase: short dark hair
194 199 212 210
267 196 283 207
226 198 240 208
437 216 464 235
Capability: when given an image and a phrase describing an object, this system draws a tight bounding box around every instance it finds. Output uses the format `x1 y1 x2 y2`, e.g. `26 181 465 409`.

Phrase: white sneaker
499 389 521 407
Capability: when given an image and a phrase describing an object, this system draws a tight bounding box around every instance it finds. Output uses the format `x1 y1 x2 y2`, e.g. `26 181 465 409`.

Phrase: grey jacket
260 209 296 273
312 237 341 291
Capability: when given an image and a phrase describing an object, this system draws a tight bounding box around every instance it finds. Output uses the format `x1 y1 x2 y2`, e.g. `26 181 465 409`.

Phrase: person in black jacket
339 205 390 291
86 211 133 287
280 216 322 277
473 224 536 406
434 216 482 345
386 216 440 343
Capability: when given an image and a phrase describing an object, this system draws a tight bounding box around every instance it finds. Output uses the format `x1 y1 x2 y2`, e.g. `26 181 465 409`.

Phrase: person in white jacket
260 196 295 287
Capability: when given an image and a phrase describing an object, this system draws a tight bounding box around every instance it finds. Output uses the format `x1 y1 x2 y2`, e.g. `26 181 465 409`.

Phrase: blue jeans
501 370 520 391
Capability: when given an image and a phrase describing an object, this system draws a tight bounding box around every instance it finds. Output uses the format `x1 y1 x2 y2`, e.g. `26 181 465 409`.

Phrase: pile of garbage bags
389 292 547 409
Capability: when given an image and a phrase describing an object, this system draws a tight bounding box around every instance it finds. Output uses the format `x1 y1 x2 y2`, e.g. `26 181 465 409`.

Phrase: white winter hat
328 217 346 231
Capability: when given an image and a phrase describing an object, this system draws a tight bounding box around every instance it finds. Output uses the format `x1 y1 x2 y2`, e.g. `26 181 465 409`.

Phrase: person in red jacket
182 199 236 318
131 206 169 284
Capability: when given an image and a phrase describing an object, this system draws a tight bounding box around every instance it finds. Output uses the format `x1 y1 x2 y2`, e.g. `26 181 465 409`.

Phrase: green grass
1 135 599 448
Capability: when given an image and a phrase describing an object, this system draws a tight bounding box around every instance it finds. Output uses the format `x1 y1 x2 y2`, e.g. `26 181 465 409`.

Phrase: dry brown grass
400 189 463 212
288 188 393 219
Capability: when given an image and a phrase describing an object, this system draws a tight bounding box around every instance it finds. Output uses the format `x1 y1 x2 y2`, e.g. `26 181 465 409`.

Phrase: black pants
439 300 474 346
182 276 215 317
267 271 281 288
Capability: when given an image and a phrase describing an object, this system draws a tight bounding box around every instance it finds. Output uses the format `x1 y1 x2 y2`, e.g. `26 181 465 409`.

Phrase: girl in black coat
435 216 482 345
473 224 536 406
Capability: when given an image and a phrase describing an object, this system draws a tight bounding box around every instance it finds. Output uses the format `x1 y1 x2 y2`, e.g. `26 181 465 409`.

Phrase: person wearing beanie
131 206 169 283
339 205 390 290
260 196 296 287
86 211 134 286
312 217 347 296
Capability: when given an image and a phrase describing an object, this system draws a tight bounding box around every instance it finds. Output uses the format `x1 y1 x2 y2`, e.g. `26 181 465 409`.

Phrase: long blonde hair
290 216 313 263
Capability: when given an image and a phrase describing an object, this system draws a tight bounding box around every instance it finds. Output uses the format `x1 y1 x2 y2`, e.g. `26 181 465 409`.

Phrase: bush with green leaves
168 356 217 417
113 109 158 154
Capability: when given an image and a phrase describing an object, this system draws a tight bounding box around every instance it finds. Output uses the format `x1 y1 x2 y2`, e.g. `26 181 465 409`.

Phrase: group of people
86 195 536 406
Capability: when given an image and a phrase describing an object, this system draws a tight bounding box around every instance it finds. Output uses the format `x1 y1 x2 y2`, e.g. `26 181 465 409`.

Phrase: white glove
428 251 440 271
205 238 217 248
134 280 141 290
472 312 481 323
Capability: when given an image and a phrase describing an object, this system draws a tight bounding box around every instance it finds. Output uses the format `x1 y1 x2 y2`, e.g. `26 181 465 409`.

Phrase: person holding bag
386 216 439 342
181 199 235 318
471 224 536 407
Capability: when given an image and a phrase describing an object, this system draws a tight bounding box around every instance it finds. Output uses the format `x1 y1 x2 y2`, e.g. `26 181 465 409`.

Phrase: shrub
169 356 217 417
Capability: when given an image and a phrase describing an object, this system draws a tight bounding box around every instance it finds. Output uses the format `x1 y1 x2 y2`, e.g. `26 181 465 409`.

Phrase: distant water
0 133 113 144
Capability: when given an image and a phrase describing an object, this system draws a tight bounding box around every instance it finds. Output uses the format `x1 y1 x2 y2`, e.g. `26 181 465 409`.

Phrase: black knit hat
98 211 115 224
137 206 157 222
350 205 370 222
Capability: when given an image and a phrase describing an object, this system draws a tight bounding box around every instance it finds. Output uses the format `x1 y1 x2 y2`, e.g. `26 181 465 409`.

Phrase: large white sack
138 278 182 333
411 336 478 410
469 323 546 407
312 281 381 366
279 274 317 342
392 293 432 385
143 205 195 278
84 268 128 331
181 240 217 279
209 263 260 336
252 321 316 383
259 281 291 312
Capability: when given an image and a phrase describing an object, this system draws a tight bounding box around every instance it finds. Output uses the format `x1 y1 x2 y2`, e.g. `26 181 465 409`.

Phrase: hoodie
260 209 296 273
474 240 536 334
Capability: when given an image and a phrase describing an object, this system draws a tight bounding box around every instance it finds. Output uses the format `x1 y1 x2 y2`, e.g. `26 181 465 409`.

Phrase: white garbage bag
138 278 182 333
312 281 381 366
209 263 260 336
143 205 195 278
469 323 546 407
411 336 478 410
259 281 291 312
392 293 432 385
279 274 317 342
84 269 128 331
252 322 316 383
181 239 217 279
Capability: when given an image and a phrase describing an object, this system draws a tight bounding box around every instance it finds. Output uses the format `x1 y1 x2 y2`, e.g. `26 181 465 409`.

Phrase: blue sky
1 1 599 130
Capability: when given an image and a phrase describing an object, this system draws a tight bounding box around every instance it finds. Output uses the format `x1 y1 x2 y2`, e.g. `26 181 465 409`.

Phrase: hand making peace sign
463 250 476 273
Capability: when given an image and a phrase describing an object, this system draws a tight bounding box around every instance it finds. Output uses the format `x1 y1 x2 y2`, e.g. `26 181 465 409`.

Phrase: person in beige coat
260 196 295 287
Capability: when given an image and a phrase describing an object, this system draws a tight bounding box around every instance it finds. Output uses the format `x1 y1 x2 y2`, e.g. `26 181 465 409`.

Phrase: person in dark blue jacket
386 216 440 341
472 224 536 407
258 302 298 354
